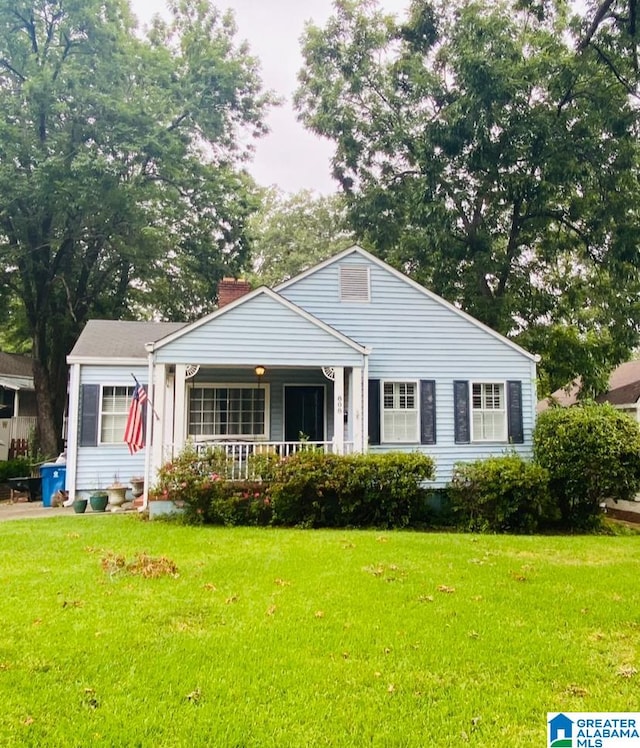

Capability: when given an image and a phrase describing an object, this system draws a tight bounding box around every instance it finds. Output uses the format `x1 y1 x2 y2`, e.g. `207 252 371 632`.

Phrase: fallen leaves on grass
101 551 178 579
617 665 638 678
565 684 589 697
437 584 456 594
186 688 202 704
82 687 99 709
266 604 277 616
274 578 290 587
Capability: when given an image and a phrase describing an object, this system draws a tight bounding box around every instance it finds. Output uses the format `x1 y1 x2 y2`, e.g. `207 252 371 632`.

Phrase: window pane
382 382 418 442
188 386 265 437
471 383 505 441
101 386 134 443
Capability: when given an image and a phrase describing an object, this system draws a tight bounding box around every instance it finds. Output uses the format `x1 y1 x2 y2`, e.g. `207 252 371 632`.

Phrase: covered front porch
148 363 367 480
142 286 370 489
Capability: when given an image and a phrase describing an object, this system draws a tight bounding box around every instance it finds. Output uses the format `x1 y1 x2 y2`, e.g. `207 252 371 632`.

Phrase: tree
248 188 355 287
295 0 640 397
0 0 274 457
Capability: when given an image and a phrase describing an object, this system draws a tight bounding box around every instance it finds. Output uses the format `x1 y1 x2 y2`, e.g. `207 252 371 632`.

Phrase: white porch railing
160 440 355 481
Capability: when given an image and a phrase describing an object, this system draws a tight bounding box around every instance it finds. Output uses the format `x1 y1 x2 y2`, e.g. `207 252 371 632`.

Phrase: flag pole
130 373 159 420
141 352 154 512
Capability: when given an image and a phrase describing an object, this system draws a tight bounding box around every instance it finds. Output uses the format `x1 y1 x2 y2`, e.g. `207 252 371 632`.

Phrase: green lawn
0 516 638 747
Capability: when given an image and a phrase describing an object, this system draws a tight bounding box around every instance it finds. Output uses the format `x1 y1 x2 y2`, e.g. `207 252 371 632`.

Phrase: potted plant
73 497 88 513
89 489 109 512
106 474 128 508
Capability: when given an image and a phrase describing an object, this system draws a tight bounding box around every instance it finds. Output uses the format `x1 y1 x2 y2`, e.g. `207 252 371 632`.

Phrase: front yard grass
0 516 638 747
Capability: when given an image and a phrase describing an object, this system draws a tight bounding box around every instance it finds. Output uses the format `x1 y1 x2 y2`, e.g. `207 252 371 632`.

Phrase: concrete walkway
0 500 136 521
0 500 73 521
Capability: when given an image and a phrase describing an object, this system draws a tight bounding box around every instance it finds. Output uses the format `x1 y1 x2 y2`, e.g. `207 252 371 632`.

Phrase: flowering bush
152 443 272 525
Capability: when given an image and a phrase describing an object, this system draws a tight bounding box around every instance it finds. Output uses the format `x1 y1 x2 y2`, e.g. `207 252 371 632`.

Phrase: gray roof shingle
68 320 187 360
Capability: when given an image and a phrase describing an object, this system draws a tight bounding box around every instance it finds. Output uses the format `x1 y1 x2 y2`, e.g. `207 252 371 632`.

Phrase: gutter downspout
141 342 155 512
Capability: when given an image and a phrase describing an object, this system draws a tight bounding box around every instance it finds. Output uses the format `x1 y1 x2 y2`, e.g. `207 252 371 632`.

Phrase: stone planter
106 484 128 508
149 500 184 519
130 477 145 499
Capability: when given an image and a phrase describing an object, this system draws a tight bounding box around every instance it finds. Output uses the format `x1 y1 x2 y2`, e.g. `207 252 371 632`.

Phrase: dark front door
284 386 325 442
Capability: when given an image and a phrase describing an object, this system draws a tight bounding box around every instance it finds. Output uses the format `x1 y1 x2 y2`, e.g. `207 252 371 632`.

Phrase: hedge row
152 402 640 532
153 448 435 529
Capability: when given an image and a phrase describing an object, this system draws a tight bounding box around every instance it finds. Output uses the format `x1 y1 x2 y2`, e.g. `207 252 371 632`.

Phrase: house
538 359 640 421
0 351 38 461
65 246 539 505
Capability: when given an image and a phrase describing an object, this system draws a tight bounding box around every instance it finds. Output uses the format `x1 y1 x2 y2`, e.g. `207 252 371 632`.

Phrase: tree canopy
296 0 640 397
248 188 355 287
0 0 274 456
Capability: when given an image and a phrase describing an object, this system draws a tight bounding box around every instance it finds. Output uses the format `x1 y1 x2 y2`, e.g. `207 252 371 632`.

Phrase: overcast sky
129 0 408 195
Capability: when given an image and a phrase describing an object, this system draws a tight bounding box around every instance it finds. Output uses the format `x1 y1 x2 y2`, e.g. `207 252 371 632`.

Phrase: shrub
0 457 32 483
269 451 436 528
448 454 553 533
533 403 640 529
153 446 436 528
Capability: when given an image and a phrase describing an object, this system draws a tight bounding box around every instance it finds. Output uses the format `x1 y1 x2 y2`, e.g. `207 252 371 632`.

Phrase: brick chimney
217 278 252 308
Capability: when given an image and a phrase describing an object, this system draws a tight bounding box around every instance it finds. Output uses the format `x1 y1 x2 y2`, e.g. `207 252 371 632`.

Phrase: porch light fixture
254 365 266 378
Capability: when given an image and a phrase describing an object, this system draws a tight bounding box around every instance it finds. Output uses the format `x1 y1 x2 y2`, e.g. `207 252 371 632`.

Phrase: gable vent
340 264 370 302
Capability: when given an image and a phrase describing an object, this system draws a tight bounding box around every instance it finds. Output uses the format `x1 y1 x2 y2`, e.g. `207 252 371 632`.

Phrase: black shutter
507 380 524 444
79 384 100 447
368 379 380 445
453 380 470 444
420 380 436 444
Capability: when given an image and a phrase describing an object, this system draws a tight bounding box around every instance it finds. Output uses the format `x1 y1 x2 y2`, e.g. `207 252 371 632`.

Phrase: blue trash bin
39 463 67 508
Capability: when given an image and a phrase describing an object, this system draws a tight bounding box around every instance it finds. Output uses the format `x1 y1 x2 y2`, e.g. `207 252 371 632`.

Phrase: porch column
65 363 81 501
173 364 188 453
351 366 363 454
333 366 344 454
151 363 167 477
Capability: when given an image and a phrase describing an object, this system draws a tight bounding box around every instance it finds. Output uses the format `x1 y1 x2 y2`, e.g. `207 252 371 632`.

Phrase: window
472 382 506 441
100 386 134 444
188 385 267 438
382 381 418 442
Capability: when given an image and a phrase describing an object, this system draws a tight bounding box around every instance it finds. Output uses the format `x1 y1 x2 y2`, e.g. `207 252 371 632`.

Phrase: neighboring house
0 351 38 461
65 245 539 504
537 359 640 421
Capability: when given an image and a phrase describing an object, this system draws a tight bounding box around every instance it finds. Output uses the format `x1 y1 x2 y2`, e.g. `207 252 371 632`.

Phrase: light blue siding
281 252 538 485
155 293 363 368
74 365 147 495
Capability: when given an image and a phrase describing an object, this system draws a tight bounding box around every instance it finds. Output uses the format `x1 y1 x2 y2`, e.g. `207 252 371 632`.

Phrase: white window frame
99 384 135 445
381 379 419 443
471 381 507 442
187 383 270 440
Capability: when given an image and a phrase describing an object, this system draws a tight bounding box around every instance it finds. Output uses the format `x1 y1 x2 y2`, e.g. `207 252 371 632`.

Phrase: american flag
124 383 148 454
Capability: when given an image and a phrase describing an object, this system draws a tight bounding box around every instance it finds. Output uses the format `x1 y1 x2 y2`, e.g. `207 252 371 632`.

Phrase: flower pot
106 485 128 507
89 492 109 512
73 498 88 514
130 478 145 499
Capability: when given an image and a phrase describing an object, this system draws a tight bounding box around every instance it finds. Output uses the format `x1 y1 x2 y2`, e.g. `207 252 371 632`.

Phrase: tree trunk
32 356 62 461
